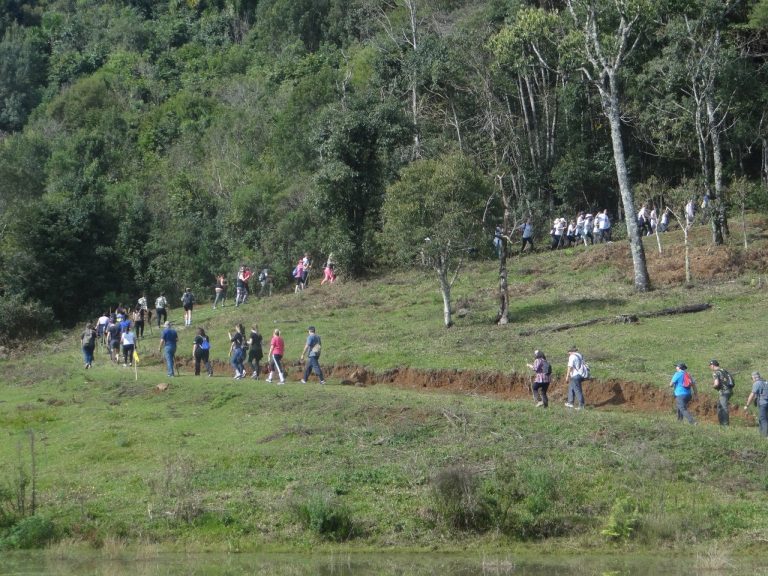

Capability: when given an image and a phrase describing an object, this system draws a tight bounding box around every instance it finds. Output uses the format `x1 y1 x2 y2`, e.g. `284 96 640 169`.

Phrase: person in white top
685 199 696 227
597 209 611 242
120 326 137 367
583 213 594 245
155 293 168 327
565 346 587 409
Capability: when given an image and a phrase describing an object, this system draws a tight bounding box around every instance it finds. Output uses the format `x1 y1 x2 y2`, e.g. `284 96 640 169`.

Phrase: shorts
184 304 194 312
110 340 120 350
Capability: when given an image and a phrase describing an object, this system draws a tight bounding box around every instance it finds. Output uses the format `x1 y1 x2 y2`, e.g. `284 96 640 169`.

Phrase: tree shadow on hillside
509 297 627 324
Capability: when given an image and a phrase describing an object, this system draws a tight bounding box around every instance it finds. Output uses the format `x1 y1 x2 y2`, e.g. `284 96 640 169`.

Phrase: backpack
200 337 210 351
540 359 552 376
718 369 734 390
575 354 591 379
682 372 693 388
82 330 94 347
182 292 193 306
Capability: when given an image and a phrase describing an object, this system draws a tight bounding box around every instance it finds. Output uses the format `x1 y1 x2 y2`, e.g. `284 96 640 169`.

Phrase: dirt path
326 364 753 424
193 359 747 424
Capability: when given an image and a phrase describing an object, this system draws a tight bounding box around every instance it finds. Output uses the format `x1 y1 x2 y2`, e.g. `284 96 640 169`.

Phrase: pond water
1 551 765 575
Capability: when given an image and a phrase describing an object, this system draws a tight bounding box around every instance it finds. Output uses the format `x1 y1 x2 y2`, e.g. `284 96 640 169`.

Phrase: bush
601 497 639 542
0 516 57 550
431 465 492 532
0 294 54 345
294 491 357 541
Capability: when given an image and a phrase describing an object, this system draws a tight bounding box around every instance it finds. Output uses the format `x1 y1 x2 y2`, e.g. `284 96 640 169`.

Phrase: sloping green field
1 225 767 555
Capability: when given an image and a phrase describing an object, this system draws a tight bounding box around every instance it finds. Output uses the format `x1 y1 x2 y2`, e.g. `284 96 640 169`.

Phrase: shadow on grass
509 297 628 324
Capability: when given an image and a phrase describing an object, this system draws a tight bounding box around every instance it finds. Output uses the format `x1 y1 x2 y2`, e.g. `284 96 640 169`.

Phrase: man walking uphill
709 359 734 426
744 372 768 437
300 326 325 385
159 321 178 377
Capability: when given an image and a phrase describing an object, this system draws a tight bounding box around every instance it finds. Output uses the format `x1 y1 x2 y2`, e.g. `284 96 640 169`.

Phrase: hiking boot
564 402 574 408
320 381 326 385
535 401 544 407
266 378 272 383
300 379 307 384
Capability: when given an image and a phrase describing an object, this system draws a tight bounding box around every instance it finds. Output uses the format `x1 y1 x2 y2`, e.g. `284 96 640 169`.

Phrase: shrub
431 465 492 532
294 491 357 541
0 294 54 345
601 497 639 542
0 516 57 550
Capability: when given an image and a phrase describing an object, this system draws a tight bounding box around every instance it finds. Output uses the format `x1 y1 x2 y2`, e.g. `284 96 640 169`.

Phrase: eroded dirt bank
326 364 749 424
195 359 746 423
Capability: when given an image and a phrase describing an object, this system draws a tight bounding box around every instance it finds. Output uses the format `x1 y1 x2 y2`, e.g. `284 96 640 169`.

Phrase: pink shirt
270 335 284 356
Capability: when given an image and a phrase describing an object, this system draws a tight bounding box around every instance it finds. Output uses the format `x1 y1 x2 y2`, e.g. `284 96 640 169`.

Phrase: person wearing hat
670 362 697 424
158 320 178 377
743 372 768 437
708 359 734 426
526 349 551 407
300 326 325 385
565 346 586 409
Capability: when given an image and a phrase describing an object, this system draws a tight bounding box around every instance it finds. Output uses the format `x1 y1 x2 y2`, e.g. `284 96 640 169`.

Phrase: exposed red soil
339 365 756 424
186 359 749 423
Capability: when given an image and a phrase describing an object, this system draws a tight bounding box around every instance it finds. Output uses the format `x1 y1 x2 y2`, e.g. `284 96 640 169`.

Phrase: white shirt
121 331 136 346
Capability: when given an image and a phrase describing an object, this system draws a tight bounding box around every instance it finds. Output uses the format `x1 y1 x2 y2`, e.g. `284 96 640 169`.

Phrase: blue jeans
758 404 768 437
675 395 696 424
303 355 325 382
231 347 244 375
568 375 585 407
717 392 731 426
164 345 176 376
82 346 94 365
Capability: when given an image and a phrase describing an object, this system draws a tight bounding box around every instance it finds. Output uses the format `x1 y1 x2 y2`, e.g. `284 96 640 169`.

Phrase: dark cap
709 359 719 367
568 345 579 352
308 326 315 332
675 362 687 370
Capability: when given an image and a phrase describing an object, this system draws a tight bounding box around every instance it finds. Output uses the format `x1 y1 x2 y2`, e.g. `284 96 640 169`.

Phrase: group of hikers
79 292 327 386
526 348 768 437
495 196 710 256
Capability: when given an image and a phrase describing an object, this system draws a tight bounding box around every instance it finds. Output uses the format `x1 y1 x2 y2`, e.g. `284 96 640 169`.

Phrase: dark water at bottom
1 551 765 575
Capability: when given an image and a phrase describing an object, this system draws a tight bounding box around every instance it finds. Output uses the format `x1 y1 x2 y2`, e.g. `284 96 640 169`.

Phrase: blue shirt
672 370 693 397
306 333 321 357
161 328 178 346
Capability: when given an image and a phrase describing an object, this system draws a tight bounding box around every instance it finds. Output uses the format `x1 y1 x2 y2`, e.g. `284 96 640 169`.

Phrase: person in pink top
294 259 305 293
321 253 336 285
266 328 286 384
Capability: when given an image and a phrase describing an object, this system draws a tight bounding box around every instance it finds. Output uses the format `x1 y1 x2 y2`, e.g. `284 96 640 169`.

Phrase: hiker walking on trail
743 371 768 437
266 328 286 384
670 362 697 424
520 220 534 253
229 323 246 379
248 325 264 379
213 273 226 309
709 360 734 426
159 321 178 377
81 323 97 369
181 288 195 327
526 350 551 407
106 316 121 364
120 325 136 367
155 293 168 328
565 346 587 410
193 328 213 377
300 326 325 385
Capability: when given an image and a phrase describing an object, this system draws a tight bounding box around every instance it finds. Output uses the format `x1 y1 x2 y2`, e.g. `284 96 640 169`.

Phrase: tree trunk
605 74 650 292
705 94 725 245
436 261 453 328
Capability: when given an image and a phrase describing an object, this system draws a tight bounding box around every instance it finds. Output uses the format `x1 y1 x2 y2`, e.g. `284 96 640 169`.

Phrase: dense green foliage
0 0 767 326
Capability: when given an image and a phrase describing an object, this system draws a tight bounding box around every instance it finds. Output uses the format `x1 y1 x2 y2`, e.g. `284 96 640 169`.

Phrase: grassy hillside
1 223 768 555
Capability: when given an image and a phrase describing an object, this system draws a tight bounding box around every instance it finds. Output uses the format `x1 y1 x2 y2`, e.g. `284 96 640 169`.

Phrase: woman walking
120 325 137 367
266 328 285 384
229 323 246 379
193 328 213 376
248 325 264 379
81 323 97 369
526 350 551 407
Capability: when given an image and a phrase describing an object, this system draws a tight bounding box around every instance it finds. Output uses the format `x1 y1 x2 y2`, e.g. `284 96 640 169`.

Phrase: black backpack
540 359 552 376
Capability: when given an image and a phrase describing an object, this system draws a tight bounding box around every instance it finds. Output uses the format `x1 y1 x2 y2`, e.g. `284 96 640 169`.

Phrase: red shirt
270 335 284 356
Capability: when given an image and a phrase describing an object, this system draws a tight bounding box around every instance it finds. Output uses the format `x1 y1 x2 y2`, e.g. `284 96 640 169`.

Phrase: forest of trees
0 0 766 330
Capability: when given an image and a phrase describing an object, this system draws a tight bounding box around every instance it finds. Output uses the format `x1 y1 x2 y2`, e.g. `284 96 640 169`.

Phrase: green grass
1 221 768 554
